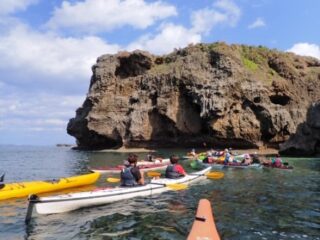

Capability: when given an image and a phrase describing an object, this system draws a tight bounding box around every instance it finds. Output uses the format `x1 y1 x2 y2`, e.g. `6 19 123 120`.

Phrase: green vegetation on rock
242 57 258 71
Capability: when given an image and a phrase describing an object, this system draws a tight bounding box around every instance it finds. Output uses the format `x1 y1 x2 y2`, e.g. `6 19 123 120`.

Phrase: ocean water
0 145 319 240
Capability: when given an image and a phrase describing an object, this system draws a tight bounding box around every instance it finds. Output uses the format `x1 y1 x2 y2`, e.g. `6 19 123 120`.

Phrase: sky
0 0 319 146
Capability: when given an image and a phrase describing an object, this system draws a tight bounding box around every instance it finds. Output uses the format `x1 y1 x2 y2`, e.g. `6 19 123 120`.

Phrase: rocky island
67 42 320 155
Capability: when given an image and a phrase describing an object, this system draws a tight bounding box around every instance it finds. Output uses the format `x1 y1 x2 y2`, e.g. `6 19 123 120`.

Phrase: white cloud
0 23 120 86
0 91 85 131
287 43 320 60
248 17 266 29
191 0 241 33
46 0 177 33
191 8 227 34
214 0 241 27
0 0 38 16
127 23 201 54
128 0 241 54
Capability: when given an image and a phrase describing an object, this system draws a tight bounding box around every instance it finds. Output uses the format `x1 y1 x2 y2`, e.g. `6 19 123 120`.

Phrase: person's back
121 166 137 186
120 154 144 186
165 155 186 179
223 149 230 165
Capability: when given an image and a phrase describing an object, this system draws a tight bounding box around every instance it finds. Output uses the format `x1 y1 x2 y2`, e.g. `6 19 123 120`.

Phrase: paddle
147 171 225 180
106 177 121 183
105 177 187 190
205 172 224 179
147 171 161 177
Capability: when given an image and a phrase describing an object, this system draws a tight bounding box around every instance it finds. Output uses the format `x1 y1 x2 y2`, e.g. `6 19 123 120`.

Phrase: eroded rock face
279 101 320 156
67 43 320 150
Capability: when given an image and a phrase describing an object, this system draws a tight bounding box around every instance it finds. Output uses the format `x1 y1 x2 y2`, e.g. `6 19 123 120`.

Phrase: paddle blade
147 171 161 177
106 177 120 183
206 172 224 179
166 183 188 190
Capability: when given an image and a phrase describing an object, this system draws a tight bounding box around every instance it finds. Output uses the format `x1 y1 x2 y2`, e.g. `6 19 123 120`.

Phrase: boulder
67 43 320 150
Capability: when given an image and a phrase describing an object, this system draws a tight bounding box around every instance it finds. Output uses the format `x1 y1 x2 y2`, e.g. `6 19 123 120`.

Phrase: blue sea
0 145 319 240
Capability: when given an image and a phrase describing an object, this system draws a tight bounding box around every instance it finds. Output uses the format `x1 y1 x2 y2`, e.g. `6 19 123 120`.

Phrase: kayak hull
187 199 220 240
33 167 212 214
0 173 100 201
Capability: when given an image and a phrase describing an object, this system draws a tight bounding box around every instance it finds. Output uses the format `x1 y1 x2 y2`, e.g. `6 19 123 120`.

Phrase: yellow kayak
0 172 100 200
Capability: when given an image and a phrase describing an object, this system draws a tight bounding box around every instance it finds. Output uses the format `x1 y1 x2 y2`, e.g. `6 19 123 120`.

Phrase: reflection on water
0 146 319 240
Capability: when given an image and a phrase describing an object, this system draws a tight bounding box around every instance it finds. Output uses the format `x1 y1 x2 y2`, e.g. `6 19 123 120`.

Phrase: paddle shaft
25 194 40 224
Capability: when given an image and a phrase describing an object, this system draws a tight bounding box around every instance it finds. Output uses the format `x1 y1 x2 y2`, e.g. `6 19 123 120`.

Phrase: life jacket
120 166 137 186
165 164 182 179
274 158 282 167
224 152 230 164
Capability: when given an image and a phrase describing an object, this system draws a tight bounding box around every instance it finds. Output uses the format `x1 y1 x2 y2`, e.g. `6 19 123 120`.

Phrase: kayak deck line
29 185 165 204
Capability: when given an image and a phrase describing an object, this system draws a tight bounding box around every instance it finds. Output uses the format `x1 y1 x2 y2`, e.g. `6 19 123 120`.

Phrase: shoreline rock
67 42 320 153
279 101 320 156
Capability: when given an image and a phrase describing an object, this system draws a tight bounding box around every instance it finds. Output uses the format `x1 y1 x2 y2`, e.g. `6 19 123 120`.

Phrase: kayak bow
187 199 220 240
0 172 100 201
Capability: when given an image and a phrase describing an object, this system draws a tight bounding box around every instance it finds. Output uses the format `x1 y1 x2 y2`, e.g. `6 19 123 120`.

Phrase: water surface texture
0 146 319 240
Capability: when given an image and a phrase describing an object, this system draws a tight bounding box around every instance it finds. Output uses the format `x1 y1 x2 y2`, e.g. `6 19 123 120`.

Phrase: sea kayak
30 167 211 215
0 172 100 201
263 164 293 170
222 163 262 169
90 162 168 173
187 199 220 240
199 160 262 169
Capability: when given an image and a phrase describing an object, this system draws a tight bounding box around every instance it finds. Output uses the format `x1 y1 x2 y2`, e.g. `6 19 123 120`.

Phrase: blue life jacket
121 166 137 186
224 152 230 164
165 164 182 179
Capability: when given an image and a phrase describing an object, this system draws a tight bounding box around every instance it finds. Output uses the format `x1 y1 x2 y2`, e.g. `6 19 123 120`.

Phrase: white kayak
29 167 211 215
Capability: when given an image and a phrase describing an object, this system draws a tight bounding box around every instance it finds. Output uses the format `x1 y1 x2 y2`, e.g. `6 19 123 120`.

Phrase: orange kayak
187 199 221 240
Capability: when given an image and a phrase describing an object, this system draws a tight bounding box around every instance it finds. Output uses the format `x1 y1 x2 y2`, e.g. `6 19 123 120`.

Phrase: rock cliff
67 42 320 150
279 101 320 156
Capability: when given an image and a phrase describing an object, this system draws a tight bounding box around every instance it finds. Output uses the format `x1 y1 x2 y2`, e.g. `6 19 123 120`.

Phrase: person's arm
138 170 144 185
132 167 144 185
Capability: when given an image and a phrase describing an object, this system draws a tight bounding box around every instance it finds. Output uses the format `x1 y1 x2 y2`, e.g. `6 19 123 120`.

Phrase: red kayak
187 199 220 240
263 163 293 170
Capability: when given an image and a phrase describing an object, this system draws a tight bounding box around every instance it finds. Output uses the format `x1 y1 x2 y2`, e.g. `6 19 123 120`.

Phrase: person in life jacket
223 149 231 165
120 154 144 187
165 155 186 179
273 154 283 167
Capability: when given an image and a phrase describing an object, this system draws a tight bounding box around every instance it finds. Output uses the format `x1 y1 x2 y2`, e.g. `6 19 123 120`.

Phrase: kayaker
120 154 144 187
189 148 197 157
165 155 186 179
273 154 283 167
145 152 154 162
0 172 5 189
223 149 231 165
250 152 260 164
242 153 252 165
